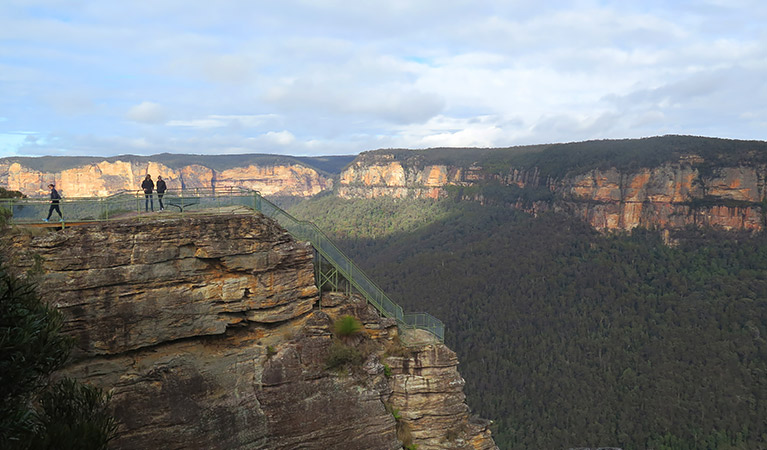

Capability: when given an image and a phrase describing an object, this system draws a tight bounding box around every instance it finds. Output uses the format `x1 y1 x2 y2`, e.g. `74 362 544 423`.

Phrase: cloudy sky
1 0 765 157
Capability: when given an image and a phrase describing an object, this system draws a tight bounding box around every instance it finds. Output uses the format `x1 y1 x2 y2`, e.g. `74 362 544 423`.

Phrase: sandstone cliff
0 159 331 198
337 150 767 232
4 214 496 450
554 165 765 231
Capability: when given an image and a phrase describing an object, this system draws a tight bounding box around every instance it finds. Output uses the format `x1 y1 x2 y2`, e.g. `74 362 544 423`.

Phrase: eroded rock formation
337 152 767 232
554 165 765 231
0 160 331 197
3 214 496 450
338 157 461 199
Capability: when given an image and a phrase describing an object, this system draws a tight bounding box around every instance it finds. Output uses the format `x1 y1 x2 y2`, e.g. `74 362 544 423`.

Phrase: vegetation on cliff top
288 195 767 450
359 135 767 179
6 135 767 186
0 153 355 175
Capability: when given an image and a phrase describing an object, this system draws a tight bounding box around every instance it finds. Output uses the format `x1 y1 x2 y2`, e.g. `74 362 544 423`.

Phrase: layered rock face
4 214 496 449
0 160 331 197
556 165 765 231
337 153 767 232
338 156 463 199
386 330 496 449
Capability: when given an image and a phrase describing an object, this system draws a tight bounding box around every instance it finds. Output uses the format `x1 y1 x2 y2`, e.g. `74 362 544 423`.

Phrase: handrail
251 192 445 342
0 189 445 342
0 188 255 223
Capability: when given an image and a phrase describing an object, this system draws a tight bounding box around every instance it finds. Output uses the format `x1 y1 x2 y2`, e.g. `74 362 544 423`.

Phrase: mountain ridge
336 135 767 232
5 135 767 232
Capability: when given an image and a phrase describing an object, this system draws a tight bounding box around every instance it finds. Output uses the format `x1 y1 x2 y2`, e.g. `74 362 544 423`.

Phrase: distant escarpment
3 214 496 450
337 136 767 231
0 154 350 197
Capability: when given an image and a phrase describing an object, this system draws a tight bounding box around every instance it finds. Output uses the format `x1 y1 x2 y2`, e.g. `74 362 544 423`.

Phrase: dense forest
288 195 767 450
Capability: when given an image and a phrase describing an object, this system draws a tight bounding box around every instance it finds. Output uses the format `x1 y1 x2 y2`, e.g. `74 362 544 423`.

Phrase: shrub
31 378 117 450
384 335 414 358
0 188 24 199
324 340 363 371
383 363 392 378
0 206 11 228
333 315 362 338
0 261 117 448
1 263 72 445
386 403 414 448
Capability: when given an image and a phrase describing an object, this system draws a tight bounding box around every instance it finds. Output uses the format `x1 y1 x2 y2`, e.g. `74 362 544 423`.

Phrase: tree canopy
0 261 117 450
288 195 767 450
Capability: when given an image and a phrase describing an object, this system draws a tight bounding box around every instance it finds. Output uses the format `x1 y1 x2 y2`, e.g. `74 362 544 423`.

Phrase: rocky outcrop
337 152 767 232
0 160 331 198
555 165 765 231
4 214 496 449
338 156 463 199
386 330 496 450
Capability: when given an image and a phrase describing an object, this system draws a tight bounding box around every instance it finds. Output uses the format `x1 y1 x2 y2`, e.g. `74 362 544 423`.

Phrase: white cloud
126 101 167 124
0 133 32 156
167 118 227 128
1 0 765 158
265 77 445 125
167 114 281 129
263 130 295 146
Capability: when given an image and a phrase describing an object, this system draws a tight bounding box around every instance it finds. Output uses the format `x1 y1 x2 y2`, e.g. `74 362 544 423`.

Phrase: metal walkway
2 189 445 342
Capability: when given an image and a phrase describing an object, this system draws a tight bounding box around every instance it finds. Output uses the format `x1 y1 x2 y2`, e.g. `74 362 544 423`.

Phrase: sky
1 0 766 158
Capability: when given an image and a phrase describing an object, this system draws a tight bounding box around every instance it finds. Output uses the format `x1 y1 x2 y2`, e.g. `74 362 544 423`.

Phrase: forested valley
288 194 767 450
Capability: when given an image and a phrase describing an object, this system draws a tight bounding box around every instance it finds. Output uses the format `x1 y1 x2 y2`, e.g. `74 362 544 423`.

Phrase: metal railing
0 188 255 223
252 192 445 342
0 188 445 342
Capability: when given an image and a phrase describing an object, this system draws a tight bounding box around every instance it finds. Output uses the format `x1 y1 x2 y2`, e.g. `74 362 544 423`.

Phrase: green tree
0 187 25 199
288 194 767 449
0 262 117 449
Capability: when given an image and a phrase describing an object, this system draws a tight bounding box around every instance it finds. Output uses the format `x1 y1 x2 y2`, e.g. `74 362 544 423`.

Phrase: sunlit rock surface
0 160 331 197
337 152 767 232
4 214 496 449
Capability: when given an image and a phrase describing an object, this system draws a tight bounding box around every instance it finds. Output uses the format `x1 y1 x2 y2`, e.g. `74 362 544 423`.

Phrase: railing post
253 191 261 212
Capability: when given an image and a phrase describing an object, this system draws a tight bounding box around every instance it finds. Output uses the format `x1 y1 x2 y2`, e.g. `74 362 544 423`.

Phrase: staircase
251 192 445 342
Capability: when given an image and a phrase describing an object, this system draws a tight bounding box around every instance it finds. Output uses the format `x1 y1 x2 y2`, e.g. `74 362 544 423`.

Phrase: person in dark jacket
44 183 63 222
141 174 154 212
156 176 167 211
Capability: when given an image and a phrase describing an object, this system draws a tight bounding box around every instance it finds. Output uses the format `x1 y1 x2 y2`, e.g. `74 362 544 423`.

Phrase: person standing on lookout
141 174 154 212
43 183 63 222
156 176 167 211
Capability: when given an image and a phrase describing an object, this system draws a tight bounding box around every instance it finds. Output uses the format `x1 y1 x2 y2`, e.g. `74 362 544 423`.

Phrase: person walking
43 183 63 222
141 174 154 212
156 176 167 211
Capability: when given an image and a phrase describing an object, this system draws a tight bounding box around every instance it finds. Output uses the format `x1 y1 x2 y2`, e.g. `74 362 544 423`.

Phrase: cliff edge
337 138 767 232
3 214 496 450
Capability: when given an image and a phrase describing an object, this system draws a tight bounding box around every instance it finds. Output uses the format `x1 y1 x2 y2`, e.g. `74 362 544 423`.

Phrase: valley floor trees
289 196 767 450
